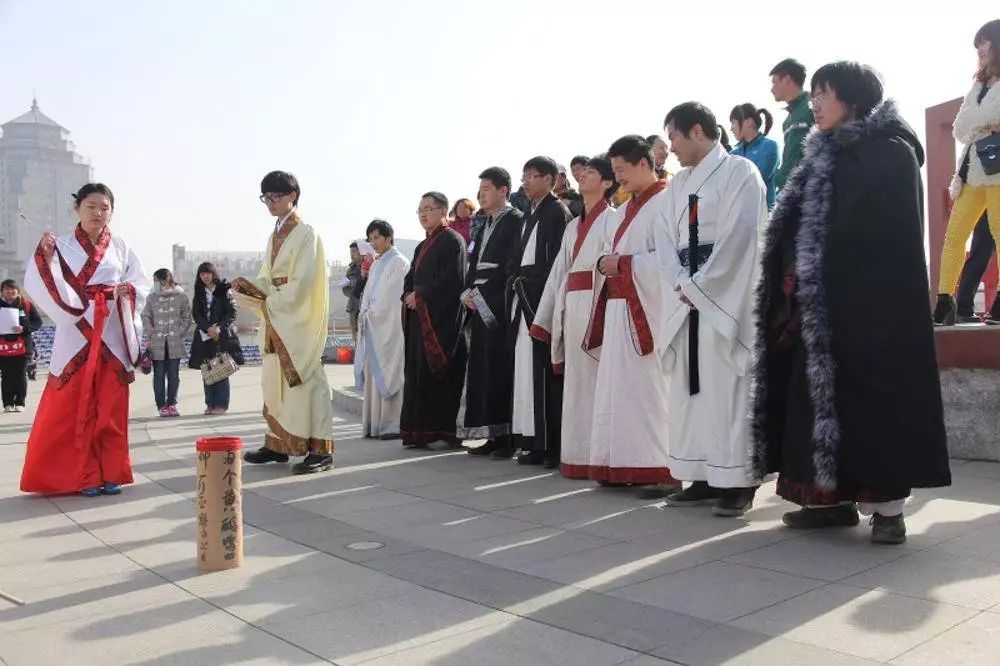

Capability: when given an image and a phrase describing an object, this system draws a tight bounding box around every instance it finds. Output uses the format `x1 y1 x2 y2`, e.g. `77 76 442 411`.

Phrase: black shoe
292 454 333 475
243 447 290 464
543 456 558 470
986 294 1000 326
712 487 758 517
379 433 400 441
489 445 514 460
514 450 545 465
402 440 427 449
933 294 956 326
870 513 907 545
467 440 497 456
957 314 982 324
782 504 860 529
665 481 723 507
636 481 683 500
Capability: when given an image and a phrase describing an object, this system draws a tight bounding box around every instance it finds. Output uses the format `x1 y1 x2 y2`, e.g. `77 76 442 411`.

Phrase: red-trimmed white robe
531 200 615 479
20 225 150 494
583 182 676 485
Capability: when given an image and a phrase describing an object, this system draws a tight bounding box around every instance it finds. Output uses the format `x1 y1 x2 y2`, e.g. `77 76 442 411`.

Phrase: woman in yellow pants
935 20 1000 325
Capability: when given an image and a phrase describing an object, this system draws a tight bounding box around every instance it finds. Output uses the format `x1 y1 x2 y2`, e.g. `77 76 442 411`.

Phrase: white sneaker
13 406 24 413
2 406 12 413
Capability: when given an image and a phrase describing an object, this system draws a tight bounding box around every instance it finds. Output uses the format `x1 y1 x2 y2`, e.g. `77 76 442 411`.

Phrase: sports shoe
870 513 907 545
168 405 180 417
13 405 24 413
102 482 122 496
158 407 171 418
782 504 860 529
292 454 334 475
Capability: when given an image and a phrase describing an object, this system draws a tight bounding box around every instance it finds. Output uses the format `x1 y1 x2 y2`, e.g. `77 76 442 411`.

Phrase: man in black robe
510 156 572 467
460 167 523 459
400 192 468 450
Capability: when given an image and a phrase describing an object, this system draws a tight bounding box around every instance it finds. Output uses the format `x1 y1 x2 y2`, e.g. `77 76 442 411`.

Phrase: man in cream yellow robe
234 172 335 475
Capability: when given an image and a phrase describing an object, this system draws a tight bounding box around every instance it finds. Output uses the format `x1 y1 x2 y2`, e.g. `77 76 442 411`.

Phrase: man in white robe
531 154 617 479
585 136 679 496
655 102 767 517
356 220 409 439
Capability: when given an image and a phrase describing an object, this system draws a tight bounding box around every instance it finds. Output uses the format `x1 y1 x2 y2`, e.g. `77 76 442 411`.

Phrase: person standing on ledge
232 170 335 475
770 58 814 192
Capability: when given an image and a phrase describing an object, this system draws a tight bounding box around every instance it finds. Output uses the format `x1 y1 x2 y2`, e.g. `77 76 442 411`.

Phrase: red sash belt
566 271 593 292
583 256 654 356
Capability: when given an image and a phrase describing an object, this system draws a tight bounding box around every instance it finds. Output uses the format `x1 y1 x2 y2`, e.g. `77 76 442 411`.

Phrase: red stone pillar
925 97 962 298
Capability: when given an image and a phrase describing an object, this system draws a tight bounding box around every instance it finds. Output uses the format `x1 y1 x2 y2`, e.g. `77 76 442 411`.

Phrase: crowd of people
352 24 1000 547
13 21 1000 549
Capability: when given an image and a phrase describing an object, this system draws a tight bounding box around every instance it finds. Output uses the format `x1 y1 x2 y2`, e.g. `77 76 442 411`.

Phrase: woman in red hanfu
20 183 150 496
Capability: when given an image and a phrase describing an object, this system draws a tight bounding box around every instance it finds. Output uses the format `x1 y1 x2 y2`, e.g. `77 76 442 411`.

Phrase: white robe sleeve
23 236 87 327
533 219 577 367
117 242 152 365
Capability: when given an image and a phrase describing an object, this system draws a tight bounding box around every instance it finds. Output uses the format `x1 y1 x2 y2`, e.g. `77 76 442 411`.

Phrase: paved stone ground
3 366 1000 665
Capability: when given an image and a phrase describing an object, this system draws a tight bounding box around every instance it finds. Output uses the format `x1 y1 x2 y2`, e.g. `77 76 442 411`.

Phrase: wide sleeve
531 220 575 355
23 235 87 327
261 228 330 385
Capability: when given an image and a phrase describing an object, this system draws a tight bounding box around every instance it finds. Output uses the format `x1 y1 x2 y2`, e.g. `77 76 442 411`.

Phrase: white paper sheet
0 308 19 335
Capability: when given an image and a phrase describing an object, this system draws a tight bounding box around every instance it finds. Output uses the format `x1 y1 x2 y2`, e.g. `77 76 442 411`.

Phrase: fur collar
750 99 915 489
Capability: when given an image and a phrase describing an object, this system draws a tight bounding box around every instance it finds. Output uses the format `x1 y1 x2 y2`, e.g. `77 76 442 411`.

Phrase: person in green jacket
770 58 815 191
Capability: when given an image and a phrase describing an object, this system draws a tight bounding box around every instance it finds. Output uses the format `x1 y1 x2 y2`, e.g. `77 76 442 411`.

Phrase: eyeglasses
259 193 290 204
416 206 443 215
521 173 545 183
810 92 832 105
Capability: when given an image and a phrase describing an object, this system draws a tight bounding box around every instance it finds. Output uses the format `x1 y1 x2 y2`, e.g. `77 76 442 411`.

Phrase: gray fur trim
750 100 904 490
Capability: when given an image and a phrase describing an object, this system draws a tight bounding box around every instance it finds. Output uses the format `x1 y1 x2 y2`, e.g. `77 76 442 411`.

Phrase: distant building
0 98 93 280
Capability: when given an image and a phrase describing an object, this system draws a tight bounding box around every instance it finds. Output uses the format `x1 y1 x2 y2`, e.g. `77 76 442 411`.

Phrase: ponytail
757 108 774 135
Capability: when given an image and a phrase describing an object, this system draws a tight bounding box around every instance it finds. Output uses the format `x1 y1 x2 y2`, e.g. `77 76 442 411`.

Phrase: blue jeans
153 358 180 409
204 377 230 410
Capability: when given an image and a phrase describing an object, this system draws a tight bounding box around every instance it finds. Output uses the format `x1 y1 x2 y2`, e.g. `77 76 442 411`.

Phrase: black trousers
957 213 995 316
0 354 28 407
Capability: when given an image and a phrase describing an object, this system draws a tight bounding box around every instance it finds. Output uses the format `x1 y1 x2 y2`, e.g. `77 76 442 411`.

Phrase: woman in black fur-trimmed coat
751 62 950 544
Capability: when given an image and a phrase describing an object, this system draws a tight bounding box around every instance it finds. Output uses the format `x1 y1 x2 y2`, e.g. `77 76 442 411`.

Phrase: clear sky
0 1 995 273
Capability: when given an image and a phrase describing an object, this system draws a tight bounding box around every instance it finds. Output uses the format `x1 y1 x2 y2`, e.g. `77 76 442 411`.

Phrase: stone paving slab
2 366 1000 664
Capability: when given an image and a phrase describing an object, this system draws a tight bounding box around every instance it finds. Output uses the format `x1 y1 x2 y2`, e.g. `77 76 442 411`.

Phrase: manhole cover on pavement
346 541 385 551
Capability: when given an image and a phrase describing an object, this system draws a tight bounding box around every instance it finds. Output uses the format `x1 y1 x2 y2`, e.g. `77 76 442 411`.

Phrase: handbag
201 352 238 385
975 133 1000 176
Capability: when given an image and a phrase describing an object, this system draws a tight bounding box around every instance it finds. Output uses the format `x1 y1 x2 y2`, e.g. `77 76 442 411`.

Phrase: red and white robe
583 182 676 485
531 200 615 479
20 226 150 494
